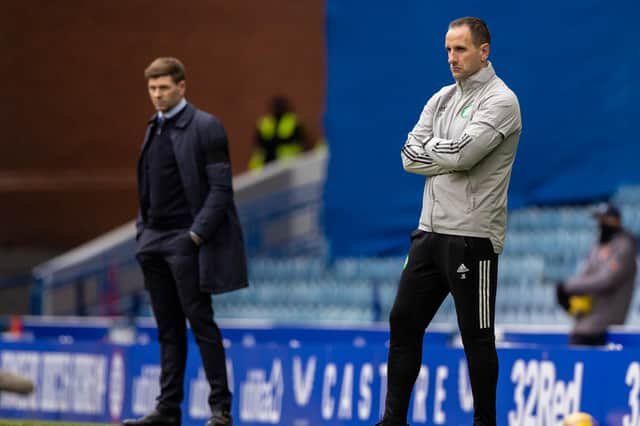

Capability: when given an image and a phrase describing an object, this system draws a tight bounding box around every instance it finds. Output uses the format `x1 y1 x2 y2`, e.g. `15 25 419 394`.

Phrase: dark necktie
156 115 165 135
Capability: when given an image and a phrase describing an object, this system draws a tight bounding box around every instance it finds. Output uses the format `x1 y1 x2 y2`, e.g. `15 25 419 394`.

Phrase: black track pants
381 231 499 426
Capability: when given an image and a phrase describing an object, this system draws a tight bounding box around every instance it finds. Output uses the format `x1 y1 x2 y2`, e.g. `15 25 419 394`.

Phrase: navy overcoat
137 103 249 294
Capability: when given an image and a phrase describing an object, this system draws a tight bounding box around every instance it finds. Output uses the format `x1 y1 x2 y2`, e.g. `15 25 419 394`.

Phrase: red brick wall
0 0 325 248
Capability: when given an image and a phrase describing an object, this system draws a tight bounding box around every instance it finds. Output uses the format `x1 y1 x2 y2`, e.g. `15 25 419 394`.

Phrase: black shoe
205 409 232 426
122 408 181 425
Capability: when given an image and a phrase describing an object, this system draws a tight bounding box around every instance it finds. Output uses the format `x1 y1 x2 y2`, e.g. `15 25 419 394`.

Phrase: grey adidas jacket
565 230 637 336
401 63 521 253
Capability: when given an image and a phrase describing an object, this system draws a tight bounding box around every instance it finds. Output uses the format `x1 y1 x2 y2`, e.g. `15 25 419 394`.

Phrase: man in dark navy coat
123 57 248 426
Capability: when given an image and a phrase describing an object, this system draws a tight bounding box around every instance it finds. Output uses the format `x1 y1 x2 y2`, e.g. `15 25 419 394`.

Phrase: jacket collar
456 61 495 92
146 102 195 129
161 98 187 120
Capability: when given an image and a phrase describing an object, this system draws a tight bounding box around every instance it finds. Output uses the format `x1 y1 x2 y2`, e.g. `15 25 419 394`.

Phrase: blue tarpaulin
324 1 640 257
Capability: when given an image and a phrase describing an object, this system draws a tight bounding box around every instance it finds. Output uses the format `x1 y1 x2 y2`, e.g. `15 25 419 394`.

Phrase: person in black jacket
123 57 248 426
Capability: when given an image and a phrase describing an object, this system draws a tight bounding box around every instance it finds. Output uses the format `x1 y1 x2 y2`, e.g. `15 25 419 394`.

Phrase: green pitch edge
0 420 117 426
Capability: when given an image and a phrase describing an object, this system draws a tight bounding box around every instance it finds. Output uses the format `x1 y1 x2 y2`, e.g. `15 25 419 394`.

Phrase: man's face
445 25 489 82
147 75 185 112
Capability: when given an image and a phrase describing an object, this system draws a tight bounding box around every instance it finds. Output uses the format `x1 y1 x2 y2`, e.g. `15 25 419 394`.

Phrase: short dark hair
144 57 186 83
449 17 491 46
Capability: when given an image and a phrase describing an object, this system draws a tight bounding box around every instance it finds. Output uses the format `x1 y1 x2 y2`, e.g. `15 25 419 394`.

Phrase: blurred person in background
556 202 637 346
377 16 521 426
248 95 306 170
125 57 248 426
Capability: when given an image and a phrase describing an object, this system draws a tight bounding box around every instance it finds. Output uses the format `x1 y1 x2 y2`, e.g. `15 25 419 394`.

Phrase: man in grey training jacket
377 17 521 426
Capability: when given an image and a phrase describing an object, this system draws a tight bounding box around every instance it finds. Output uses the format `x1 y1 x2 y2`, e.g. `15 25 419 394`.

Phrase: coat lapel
173 103 195 130
140 115 157 155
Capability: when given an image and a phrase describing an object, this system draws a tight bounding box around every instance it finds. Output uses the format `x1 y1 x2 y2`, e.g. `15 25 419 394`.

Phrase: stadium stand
188 185 640 327
29 160 640 328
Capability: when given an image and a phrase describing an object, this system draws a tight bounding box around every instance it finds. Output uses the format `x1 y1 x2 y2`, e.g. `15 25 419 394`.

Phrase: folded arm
425 92 520 171
401 96 450 176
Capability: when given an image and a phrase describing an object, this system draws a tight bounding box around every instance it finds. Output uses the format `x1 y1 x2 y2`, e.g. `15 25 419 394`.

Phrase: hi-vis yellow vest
249 113 302 170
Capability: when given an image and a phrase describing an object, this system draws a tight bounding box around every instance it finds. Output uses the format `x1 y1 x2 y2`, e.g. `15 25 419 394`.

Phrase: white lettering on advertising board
109 351 125 421
458 358 474 412
1 351 106 415
0 351 39 410
293 356 316 406
508 359 583 425
623 361 640 426
358 363 374 420
239 359 283 423
132 365 161 415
